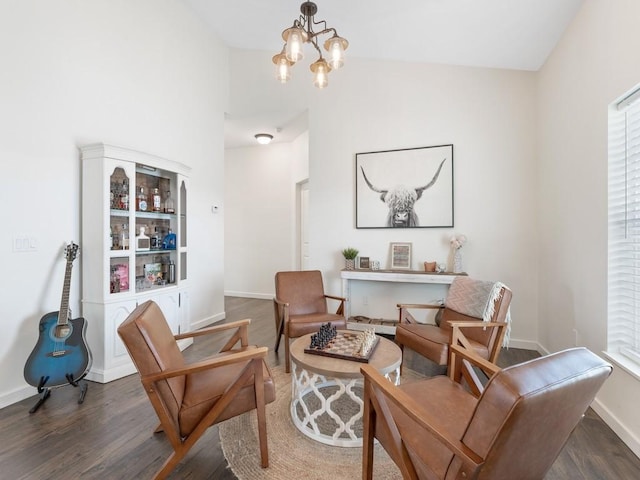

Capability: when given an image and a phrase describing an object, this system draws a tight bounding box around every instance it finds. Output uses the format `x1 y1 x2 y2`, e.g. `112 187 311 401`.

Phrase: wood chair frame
125 319 269 480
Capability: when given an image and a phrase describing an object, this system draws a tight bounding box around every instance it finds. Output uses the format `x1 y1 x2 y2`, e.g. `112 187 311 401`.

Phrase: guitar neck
58 253 75 326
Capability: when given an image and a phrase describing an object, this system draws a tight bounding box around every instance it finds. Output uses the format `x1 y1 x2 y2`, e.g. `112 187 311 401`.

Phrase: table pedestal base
290 361 399 447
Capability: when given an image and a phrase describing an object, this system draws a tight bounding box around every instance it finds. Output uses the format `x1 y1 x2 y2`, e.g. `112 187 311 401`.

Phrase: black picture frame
356 144 454 228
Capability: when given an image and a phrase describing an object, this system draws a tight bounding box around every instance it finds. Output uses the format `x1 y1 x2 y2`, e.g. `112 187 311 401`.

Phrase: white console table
341 269 462 334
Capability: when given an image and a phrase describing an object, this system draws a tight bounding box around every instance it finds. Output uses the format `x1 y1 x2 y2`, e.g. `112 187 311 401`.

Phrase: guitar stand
28 374 89 414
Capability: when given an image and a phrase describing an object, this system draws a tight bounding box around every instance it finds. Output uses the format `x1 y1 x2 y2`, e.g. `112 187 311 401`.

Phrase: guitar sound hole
55 325 72 339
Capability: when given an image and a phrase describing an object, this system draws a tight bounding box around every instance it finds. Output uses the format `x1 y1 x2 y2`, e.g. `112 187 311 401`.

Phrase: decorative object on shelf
135 226 150 251
390 242 412 270
371 260 380 270
272 1 348 89
450 233 467 273
424 261 436 272
341 247 359 270
358 256 370 269
437 263 446 273
355 144 454 229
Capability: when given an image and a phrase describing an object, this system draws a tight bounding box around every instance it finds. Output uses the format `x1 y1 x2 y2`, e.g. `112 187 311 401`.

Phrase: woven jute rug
219 364 425 480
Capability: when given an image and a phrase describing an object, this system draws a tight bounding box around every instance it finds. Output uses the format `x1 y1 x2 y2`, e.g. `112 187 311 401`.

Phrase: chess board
304 331 380 363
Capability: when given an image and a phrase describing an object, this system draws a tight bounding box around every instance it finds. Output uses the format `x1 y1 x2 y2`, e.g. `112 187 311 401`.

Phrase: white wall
224 142 299 298
224 116 309 298
0 0 228 407
537 0 640 457
227 49 539 349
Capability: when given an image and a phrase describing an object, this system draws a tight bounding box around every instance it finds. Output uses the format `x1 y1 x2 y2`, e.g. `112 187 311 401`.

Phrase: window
608 86 640 370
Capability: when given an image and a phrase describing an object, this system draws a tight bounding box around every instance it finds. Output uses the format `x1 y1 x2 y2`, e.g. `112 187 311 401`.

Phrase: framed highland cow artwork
355 144 454 228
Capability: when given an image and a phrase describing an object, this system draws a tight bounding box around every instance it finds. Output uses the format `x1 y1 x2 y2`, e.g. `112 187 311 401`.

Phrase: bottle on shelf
137 186 148 211
150 226 161 249
110 182 116 209
119 179 129 210
167 260 176 284
121 223 129 250
152 188 162 212
111 225 120 250
162 228 177 250
164 190 175 214
110 267 120 293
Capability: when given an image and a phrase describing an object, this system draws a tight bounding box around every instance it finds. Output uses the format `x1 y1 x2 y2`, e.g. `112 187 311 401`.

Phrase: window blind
608 94 640 365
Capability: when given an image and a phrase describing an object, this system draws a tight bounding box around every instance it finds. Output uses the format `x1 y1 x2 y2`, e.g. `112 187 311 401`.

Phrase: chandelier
272 1 348 89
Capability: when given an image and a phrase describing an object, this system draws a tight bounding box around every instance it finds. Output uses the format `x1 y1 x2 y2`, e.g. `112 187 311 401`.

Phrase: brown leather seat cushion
396 323 489 364
287 313 346 338
180 353 275 437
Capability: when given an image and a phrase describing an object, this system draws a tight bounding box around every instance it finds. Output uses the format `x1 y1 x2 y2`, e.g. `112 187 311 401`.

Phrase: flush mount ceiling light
255 133 274 145
272 1 348 89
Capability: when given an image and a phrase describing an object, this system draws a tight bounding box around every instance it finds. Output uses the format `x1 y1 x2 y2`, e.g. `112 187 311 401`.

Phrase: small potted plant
341 247 359 270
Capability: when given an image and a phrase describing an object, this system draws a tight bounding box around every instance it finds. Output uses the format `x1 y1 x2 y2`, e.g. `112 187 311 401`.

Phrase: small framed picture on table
358 257 370 269
390 242 412 270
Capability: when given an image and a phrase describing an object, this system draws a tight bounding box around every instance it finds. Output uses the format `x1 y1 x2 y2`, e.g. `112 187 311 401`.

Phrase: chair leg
362 383 375 480
284 334 291 374
253 359 269 468
274 317 284 353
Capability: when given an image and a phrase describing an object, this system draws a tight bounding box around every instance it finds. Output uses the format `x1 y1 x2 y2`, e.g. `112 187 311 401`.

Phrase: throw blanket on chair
444 276 512 347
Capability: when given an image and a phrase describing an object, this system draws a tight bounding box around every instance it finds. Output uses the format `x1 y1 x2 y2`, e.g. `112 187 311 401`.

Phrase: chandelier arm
309 36 323 58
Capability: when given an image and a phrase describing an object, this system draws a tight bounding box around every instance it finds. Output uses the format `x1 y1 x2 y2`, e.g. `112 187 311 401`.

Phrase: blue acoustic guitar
24 243 92 412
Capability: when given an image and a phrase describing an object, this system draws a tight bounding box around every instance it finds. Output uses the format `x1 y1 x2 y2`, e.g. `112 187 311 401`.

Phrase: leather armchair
117 300 276 480
273 270 346 372
361 346 612 480
395 278 512 372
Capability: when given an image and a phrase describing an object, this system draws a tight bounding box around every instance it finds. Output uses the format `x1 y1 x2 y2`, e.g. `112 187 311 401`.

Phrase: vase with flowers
450 234 467 273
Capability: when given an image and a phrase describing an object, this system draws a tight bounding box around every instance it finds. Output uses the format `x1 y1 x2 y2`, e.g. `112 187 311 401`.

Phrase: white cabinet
81 143 191 383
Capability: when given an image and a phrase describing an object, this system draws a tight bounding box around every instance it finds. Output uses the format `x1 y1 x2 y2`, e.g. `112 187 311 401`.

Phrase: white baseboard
0 385 36 410
591 397 640 459
191 311 226 330
86 363 137 384
224 290 273 300
505 338 543 352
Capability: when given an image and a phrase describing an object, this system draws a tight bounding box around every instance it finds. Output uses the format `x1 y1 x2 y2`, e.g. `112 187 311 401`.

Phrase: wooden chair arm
445 320 506 329
361 364 484 470
396 303 444 310
273 296 289 308
175 318 251 352
325 294 346 316
174 318 250 340
449 344 501 379
325 294 346 302
142 346 268 384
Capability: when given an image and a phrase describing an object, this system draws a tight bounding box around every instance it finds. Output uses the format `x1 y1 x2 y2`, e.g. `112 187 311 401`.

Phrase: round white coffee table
289 331 402 447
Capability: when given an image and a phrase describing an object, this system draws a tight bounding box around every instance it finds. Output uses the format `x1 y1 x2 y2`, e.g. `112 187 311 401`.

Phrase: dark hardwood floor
1 297 639 479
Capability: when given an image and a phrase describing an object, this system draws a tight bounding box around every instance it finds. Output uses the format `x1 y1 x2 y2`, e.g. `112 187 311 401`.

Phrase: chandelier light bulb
324 36 348 70
310 59 330 89
272 53 292 83
284 27 305 63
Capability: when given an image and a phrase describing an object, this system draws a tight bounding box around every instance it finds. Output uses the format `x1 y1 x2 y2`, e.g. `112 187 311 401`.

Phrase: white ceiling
182 0 585 147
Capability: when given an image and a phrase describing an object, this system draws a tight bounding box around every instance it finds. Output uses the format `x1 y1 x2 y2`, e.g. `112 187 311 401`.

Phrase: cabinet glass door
109 167 131 294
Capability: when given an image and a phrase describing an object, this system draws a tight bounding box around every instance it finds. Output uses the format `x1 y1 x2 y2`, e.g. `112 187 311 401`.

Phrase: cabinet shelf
135 211 175 220
135 248 176 256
